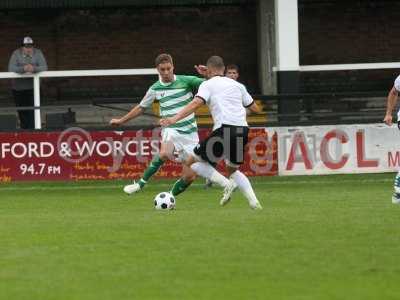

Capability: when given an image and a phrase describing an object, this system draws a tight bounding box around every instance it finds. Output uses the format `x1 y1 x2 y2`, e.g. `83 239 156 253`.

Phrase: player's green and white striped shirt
139 75 204 134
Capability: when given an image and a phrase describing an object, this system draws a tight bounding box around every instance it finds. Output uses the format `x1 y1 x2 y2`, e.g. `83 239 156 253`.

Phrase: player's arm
110 88 155 127
160 97 204 127
110 105 145 127
240 83 260 114
384 86 398 126
246 101 261 113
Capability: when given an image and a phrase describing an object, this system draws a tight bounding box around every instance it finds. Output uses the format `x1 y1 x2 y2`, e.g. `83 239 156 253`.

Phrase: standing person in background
384 74 400 204
8 36 48 129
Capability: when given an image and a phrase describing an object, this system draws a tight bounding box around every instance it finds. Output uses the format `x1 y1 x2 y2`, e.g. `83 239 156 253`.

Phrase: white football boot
392 193 400 204
250 201 263 210
123 181 142 195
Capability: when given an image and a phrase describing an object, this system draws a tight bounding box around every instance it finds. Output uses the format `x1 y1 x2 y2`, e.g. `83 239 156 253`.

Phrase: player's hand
383 114 393 126
194 65 207 76
110 118 123 127
159 117 175 127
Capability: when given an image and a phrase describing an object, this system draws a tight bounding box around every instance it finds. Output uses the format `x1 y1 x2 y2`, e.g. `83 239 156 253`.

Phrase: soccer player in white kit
161 56 262 209
384 74 400 204
204 63 241 189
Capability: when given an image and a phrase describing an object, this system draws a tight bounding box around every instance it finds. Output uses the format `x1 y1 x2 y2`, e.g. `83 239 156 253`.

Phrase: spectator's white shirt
196 76 254 130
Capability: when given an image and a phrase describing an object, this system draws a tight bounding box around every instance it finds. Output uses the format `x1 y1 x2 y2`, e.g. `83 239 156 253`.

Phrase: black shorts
193 124 249 166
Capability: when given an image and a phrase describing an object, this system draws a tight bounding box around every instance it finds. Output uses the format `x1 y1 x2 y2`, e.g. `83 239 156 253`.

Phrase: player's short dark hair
206 56 225 70
155 53 173 67
226 64 239 72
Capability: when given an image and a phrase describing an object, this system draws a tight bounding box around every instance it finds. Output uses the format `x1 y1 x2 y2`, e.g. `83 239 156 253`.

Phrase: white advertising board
273 123 400 175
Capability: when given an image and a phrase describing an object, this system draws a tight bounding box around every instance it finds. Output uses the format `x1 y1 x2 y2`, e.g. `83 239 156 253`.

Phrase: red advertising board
0 127 277 182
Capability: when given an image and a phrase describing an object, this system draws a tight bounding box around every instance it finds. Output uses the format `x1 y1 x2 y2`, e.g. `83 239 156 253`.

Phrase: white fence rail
299 62 400 72
0 69 158 129
1 63 398 129
273 62 400 72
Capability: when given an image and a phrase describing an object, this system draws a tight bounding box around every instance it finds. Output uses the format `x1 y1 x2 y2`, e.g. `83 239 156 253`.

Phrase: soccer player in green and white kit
110 53 203 197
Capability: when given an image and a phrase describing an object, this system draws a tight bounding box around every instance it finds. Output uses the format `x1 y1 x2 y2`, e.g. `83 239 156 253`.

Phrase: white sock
191 162 229 187
230 170 259 206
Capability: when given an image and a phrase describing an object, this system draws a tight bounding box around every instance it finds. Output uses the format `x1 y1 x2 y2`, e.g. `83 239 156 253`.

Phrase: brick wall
299 0 400 92
0 5 258 103
2 1 397 98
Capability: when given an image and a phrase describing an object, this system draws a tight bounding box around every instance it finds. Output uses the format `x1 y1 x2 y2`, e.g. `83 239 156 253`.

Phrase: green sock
171 178 192 197
138 155 164 188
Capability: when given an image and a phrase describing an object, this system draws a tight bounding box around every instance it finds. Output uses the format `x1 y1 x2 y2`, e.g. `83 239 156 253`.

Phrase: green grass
1 173 400 300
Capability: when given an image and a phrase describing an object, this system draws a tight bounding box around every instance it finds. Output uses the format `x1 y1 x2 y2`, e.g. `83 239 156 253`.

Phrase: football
154 192 176 210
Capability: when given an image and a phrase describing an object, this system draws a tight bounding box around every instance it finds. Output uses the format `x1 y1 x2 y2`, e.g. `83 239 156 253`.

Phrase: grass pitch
0 173 399 300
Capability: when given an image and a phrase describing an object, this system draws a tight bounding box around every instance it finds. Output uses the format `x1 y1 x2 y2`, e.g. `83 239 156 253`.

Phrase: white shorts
161 128 199 162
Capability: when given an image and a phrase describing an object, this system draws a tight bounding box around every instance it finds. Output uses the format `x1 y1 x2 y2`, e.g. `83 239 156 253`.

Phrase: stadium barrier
0 127 277 182
272 123 399 176
1 122 398 182
0 69 159 129
0 68 389 129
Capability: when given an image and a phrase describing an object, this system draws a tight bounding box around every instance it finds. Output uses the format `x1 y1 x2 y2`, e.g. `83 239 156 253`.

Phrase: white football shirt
196 76 254 130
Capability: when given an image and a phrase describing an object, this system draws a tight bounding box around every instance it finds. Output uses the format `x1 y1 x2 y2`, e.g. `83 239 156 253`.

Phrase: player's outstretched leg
228 170 262 210
170 165 196 197
190 161 238 204
191 161 230 187
171 178 192 197
124 155 164 195
392 171 400 204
